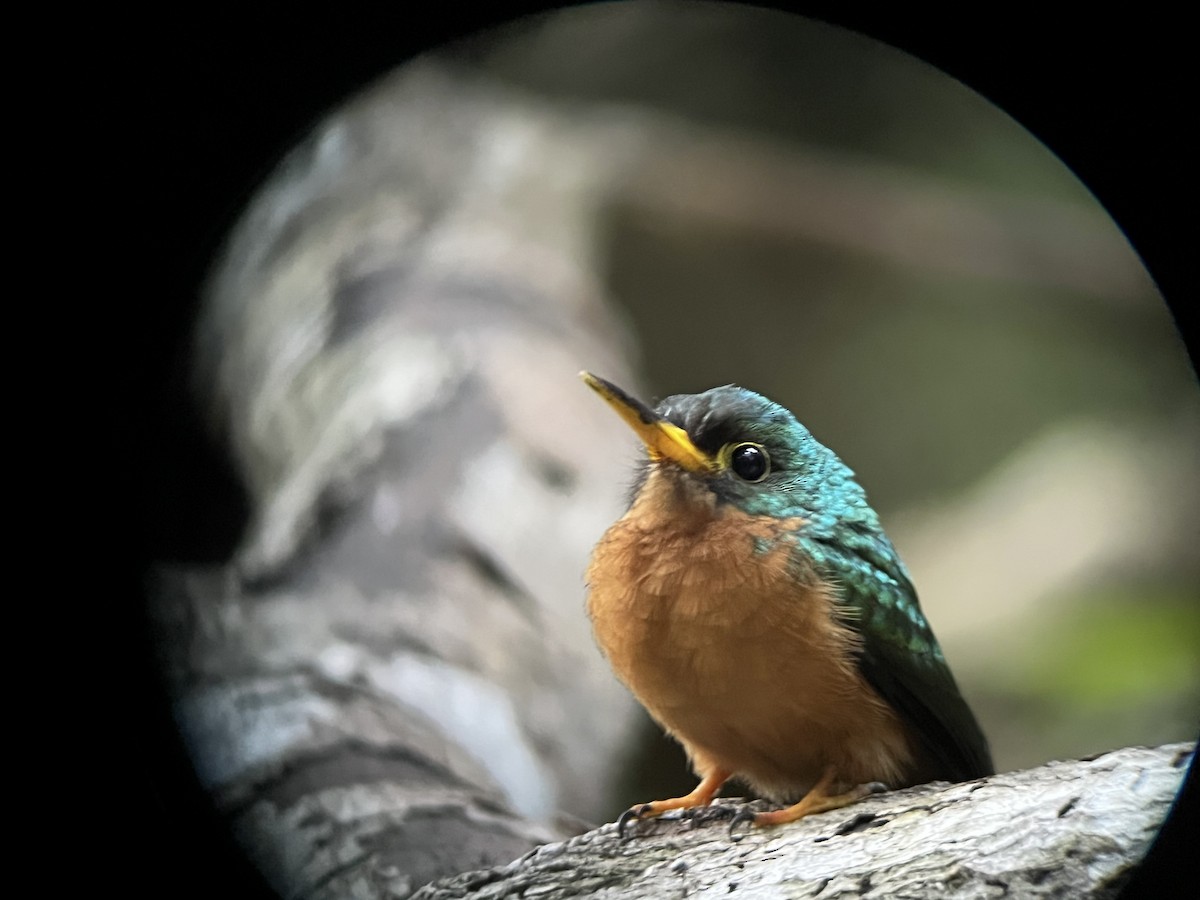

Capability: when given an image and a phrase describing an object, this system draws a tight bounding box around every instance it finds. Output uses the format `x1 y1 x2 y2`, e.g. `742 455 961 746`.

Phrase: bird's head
581 372 875 533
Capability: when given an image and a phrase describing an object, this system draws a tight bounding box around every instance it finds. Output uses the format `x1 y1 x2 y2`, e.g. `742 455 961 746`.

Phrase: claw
614 769 734 840
684 803 738 829
728 806 758 842
617 803 654 840
865 781 889 795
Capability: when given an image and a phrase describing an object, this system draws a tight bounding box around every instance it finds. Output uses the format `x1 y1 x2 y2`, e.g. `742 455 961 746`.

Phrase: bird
580 371 993 836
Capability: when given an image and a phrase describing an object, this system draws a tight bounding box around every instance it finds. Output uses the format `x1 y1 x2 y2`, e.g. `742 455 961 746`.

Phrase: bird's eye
729 443 769 482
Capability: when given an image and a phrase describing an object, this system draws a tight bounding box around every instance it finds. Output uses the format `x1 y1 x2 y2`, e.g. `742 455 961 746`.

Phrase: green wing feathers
845 575 994 783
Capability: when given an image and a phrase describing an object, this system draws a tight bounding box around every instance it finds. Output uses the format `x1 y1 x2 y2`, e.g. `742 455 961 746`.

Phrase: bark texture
416 743 1192 900
149 61 651 899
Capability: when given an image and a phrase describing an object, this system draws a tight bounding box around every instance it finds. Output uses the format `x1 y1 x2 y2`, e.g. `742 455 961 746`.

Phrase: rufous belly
586 469 914 799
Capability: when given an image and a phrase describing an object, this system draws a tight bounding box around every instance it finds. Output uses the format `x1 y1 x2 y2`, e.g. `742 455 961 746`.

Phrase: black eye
730 443 769 482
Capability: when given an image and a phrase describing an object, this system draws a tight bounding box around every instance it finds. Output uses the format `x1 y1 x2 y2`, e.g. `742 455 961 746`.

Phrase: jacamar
581 372 993 834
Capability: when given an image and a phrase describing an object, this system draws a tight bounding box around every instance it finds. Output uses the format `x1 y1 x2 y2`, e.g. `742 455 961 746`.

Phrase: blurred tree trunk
148 62 650 898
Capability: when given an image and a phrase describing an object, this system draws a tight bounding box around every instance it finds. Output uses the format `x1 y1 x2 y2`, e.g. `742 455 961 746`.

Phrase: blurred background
441 2 1199 799
137 3 1197 888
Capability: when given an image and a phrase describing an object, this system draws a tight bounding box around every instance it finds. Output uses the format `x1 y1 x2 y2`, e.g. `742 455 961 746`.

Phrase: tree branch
415 743 1191 900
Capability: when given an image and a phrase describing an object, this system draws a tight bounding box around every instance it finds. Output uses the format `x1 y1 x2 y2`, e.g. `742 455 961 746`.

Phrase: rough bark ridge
416 744 1191 900
149 61 652 899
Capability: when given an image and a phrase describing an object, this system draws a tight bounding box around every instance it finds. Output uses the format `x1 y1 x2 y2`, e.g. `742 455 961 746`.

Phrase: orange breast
586 468 915 799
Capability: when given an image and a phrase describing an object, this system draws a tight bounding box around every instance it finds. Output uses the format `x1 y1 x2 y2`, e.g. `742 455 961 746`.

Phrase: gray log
149 61 650 899
415 743 1192 900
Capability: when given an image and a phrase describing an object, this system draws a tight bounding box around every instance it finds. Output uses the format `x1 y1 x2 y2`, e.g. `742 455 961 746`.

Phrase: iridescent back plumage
652 384 993 783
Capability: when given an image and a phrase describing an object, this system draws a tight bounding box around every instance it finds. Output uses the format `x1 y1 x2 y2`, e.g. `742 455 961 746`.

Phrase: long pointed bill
581 371 717 474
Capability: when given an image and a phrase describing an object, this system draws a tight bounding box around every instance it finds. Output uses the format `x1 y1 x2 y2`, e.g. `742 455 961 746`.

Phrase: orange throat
585 466 915 799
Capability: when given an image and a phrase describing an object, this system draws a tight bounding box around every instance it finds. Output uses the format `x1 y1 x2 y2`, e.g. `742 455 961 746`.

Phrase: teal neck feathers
645 385 939 660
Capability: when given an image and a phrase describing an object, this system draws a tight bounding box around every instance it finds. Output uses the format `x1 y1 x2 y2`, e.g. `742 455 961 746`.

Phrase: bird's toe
684 803 738 829
727 806 759 842
617 803 654 839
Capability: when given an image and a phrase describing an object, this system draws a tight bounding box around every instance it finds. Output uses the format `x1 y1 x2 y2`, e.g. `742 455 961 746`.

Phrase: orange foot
617 768 731 838
729 765 888 840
